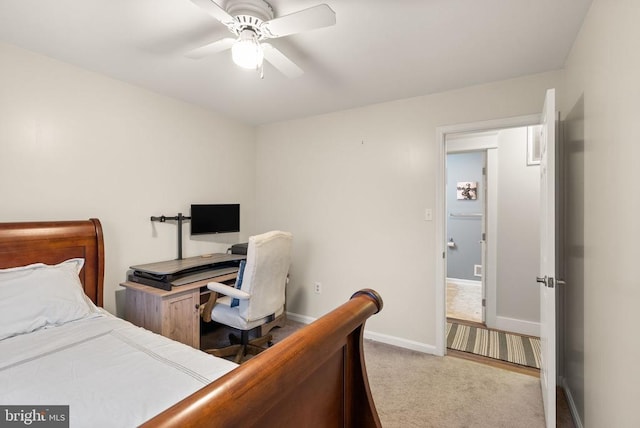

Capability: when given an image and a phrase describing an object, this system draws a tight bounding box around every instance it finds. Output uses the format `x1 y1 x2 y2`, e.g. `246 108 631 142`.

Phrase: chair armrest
207 282 251 300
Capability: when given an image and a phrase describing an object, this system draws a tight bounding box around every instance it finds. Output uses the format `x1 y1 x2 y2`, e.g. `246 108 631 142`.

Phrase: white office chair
201 230 292 363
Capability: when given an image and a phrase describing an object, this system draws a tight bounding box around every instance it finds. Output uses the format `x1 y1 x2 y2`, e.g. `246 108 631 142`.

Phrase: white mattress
0 311 237 427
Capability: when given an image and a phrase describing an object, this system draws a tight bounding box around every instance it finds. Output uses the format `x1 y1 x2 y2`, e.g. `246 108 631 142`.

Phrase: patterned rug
447 321 541 369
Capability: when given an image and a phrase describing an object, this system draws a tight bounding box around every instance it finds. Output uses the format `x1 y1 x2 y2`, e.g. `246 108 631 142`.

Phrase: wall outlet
314 282 322 294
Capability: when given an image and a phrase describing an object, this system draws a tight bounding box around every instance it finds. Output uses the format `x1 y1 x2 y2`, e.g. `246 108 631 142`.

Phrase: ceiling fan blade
190 0 235 26
262 4 336 38
186 37 235 59
262 43 303 78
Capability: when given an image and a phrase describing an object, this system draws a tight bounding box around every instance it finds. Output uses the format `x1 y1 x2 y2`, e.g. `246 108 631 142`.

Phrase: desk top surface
121 270 238 296
130 253 245 275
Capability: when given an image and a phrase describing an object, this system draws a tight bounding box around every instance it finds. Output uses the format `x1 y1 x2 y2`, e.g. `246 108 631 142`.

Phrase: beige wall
561 0 640 426
256 71 562 349
0 42 257 315
0 40 560 348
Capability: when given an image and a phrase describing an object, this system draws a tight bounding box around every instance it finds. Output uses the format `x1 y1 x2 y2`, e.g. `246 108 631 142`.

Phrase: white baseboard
446 277 481 287
561 377 584 428
494 316 540 337
286 311 438 355
364 330 437 355
286 311 316 325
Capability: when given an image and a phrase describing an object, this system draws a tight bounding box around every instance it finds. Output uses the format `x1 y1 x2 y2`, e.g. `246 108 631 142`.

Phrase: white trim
435 113 542 356
446 277 481 287
485 148 498 329
560 377 584 428
495 316 540 337
447 133 498 152
286 311 316 325
363 330 437 355
287 311 438 355
480 152 488 322
435 127 447 357
438 114 541 135
446 129 499 141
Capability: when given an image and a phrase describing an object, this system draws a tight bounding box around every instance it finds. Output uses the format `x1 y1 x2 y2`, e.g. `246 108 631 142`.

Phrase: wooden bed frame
0 219 383 427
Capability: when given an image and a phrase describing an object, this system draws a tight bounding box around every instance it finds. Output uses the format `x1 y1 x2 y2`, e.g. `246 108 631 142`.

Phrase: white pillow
0 258 95 340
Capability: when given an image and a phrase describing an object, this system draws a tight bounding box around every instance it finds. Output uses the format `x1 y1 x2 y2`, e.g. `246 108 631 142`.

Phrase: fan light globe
232 29 264 69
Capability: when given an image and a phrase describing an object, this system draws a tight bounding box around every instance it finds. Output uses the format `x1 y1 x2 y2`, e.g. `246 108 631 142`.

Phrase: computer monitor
190 204 240 235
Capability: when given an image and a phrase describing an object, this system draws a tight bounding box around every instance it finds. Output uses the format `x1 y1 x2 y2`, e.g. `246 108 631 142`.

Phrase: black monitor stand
150 213 191 260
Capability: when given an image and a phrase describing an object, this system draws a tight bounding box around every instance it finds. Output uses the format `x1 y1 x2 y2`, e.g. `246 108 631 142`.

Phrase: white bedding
0 310 237 427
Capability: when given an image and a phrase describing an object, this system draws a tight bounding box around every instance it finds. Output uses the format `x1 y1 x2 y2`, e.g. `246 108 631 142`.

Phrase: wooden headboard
0 219 105 307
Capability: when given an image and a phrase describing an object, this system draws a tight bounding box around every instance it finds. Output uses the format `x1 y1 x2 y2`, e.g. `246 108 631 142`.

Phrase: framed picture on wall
527 125 542 165
456 182 478 200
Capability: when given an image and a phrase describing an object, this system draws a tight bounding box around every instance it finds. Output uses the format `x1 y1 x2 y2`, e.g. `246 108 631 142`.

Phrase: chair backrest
238 230 292 322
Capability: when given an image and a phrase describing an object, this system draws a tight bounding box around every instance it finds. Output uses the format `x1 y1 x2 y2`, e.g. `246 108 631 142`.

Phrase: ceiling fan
187 0 336 78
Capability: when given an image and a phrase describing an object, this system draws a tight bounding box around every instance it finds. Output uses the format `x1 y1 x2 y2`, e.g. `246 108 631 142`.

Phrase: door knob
536 276 555 288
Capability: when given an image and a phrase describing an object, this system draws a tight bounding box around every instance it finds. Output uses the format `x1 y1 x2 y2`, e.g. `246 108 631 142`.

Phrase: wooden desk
121 271 237 349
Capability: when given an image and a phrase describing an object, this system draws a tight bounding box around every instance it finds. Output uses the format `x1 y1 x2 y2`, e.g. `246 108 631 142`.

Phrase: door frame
435 114 541 356
445 139 493 325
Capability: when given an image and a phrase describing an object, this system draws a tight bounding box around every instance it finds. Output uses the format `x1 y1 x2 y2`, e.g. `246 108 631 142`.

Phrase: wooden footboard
143 289 383 428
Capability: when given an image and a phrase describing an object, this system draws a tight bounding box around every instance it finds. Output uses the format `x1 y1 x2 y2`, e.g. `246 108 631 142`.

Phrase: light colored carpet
447 281 482 323
364 340 545 428
203 320 546 427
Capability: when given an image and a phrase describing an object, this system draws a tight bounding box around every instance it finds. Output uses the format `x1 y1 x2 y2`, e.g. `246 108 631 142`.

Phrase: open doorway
436 90 558 428
435 114 544 357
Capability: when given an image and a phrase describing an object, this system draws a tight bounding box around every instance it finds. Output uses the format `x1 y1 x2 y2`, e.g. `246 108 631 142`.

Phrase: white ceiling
0 0 592 125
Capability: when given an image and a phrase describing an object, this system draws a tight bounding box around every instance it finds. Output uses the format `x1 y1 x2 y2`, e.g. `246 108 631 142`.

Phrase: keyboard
170 266 239 286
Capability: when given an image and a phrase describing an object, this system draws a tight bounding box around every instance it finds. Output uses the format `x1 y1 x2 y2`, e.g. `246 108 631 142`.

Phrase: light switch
425 209 433 221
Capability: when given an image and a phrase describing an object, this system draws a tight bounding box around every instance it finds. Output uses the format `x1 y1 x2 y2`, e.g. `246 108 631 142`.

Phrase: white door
538 88 556 427
480 153 487 322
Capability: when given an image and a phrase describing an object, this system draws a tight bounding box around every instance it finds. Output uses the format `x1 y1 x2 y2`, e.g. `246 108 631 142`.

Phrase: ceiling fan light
232 30 264 69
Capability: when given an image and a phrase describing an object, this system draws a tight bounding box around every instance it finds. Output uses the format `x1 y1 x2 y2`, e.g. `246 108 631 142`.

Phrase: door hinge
481 232 486 241
482 167 486 175
482 298 486 307
442 251 446 259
